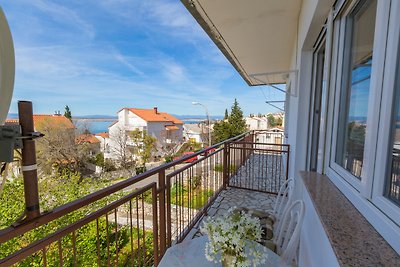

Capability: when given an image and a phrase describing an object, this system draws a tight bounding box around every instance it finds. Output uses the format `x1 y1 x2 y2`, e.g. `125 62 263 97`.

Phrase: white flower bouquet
201 207 268 267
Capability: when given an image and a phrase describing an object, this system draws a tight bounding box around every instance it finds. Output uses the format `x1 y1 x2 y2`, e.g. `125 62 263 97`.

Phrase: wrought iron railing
0 131 289 266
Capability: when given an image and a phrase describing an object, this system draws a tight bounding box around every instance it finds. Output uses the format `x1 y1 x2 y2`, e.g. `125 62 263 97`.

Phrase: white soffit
182 0 301 85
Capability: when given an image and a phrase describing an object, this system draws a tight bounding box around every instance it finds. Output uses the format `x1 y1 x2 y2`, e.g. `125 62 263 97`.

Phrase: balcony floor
186 187 277 240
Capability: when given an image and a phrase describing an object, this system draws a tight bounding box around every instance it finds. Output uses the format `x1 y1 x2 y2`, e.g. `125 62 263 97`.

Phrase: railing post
223 142 229 188
18 101 40 220
152 184 159 266
286 146 290 181
158 169 167 258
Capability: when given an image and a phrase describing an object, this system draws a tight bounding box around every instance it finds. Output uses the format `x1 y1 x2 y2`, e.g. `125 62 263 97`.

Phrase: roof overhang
181 0 301 85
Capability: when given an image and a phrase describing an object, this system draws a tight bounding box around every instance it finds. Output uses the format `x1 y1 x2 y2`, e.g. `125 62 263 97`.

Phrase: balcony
0 131 290 266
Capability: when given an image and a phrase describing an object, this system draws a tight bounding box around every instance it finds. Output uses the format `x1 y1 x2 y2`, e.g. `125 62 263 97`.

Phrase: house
183 123 206 144
94 132 111 156
245 116 268 131
6 114 75 133
75 134 101 157
108 107 184 158
5 114 76 174
182 0 400 265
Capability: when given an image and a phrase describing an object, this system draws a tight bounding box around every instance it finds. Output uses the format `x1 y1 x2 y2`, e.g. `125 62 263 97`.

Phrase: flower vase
222 253 236 267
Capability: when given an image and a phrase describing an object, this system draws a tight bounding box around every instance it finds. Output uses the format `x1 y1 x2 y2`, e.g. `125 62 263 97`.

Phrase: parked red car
200 147 216 156
173 152 198 163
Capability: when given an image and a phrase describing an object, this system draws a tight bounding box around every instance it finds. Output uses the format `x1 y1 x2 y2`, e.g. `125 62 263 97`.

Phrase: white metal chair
274 199 305 265
271 178 294 225
236 178 294 242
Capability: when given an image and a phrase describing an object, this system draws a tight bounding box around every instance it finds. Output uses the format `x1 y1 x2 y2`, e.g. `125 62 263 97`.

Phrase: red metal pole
158 169 166 258
223 143 229 188
18 101 40 220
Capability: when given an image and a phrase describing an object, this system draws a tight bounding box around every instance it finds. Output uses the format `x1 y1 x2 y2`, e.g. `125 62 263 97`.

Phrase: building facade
182 0 400 265
108 107 184 159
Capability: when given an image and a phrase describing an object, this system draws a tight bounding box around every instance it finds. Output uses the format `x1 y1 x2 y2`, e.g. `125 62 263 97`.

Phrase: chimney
154 107 158 114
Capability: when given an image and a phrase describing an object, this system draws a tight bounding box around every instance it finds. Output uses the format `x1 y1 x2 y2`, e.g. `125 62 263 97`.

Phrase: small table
158 236 289 267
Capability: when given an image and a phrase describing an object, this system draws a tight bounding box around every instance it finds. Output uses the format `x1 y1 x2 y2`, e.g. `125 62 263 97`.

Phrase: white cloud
112 49 145 77
29 0 95 39
162 61 186 82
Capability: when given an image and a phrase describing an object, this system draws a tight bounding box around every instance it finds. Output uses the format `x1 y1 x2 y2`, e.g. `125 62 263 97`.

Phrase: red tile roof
33 115 75 129
76 134 100 144
5 115 75 130
126 108 183 124
165 125 179 130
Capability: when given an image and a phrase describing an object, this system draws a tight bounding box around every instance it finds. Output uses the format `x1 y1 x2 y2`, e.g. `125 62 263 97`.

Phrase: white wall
284 1 340 265
127 111 147 129
294 178 340 267
147 122 183 144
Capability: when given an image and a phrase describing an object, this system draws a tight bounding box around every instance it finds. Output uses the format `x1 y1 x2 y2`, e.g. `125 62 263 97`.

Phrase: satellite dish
0 7 15 125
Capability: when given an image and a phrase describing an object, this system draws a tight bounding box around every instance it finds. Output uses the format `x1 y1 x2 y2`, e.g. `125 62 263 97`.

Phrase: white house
183 0 400 265
245 116 268 131
108 107 183 159
183 123 206 144
94 132 112 157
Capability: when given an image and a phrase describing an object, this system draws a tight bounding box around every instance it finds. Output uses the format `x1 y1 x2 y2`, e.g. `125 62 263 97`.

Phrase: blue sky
2 0 285 116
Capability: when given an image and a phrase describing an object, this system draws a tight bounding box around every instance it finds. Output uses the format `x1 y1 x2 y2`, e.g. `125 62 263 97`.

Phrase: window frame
319 0 400 252
328 0 383 193
370 0 400 226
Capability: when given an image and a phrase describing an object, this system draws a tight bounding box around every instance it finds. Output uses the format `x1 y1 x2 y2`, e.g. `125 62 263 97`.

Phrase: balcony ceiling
182 0 301 85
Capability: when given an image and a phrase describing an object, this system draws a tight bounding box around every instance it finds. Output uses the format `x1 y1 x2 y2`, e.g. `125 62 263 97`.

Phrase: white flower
201 208 268 266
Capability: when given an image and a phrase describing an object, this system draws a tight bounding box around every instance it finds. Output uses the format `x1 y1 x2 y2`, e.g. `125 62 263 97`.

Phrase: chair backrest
275 200 305 265
272 178 294 230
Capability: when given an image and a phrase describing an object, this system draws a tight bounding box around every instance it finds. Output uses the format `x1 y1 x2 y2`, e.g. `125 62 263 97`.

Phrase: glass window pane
386 46 400 206
335 0 377 178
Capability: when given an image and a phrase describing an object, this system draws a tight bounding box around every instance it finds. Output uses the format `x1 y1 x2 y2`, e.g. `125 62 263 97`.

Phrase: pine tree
228 99 247 137
224 109 229 120
64 105 72 121
213 99 247 143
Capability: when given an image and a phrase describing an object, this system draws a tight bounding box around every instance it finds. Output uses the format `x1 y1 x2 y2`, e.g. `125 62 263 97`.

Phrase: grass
141 181 214 209
214 163 236 172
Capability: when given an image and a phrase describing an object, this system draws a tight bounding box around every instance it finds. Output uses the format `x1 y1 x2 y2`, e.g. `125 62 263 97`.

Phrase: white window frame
328 0 385 193
371 1 400 226
324 0 400 251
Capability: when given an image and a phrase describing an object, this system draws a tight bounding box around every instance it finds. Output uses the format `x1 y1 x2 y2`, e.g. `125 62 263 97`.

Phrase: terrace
2 0 400 266
0 130 289 266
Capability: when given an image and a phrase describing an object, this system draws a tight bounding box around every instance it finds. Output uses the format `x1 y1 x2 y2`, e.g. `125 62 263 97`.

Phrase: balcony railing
0 131 289 267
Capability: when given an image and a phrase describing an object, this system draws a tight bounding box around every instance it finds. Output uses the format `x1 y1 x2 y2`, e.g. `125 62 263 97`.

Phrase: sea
74 120 116 134
73 117 223 134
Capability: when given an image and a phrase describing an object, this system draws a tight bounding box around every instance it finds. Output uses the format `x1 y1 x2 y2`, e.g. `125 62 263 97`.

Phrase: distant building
183 124 207 143
76 134 101 157
245 116 269 130
108 107 184 159
94 132 111 157
5 114 76 176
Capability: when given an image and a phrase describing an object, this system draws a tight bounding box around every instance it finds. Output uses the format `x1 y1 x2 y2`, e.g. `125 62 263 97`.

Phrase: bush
214 164 236 173
165 155 173 163
135 166 146 174
103 159 116 171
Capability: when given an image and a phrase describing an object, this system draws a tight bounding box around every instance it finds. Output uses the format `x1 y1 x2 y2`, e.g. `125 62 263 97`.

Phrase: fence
227 133 289 194
0 131 289 266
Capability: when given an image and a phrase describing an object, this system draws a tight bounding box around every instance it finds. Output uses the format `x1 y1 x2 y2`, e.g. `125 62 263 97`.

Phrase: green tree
267 114 283 128
228 99 247 136
213 99 247 143
267 114 277 127
224 109 229 120
130 129 156 166
64 105 72 121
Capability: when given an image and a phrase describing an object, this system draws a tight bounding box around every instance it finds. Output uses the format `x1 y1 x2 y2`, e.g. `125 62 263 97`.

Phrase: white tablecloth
158 236 289 267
